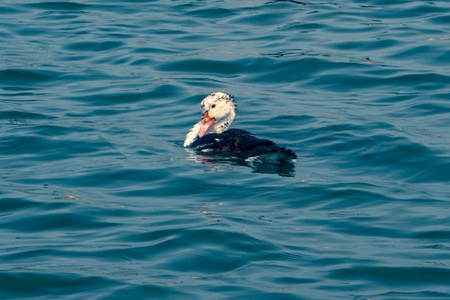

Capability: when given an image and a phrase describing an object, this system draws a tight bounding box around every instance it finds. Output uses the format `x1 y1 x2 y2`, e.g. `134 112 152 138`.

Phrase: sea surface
1 1 450 299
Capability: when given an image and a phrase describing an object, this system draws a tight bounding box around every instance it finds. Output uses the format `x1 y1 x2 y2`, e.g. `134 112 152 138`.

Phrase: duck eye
211 104 216 108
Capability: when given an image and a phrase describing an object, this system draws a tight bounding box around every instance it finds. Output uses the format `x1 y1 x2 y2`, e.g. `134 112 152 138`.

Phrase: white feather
184 92 235 147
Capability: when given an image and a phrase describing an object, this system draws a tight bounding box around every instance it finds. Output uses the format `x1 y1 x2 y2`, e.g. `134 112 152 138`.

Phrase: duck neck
213 109 235 134
184 109 235 147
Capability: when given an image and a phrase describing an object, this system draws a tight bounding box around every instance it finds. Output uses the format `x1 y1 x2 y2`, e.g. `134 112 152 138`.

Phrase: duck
184 92 296 164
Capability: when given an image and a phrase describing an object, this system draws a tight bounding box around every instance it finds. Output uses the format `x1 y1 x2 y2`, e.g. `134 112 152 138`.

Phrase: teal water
1 1 450 299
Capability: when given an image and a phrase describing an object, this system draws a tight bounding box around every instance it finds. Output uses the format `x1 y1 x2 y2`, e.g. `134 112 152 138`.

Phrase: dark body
189 129 296 163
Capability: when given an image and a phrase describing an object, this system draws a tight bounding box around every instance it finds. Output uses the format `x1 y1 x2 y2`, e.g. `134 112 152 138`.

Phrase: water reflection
186 152 296 177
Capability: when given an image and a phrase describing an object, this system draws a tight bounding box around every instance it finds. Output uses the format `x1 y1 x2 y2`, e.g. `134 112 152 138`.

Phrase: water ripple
1 1 450 299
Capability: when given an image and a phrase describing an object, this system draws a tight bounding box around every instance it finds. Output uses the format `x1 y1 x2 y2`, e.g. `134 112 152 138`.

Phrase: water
1 0 450 299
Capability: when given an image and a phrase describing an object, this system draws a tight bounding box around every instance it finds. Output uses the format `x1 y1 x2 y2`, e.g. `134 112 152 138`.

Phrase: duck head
184 92 235 147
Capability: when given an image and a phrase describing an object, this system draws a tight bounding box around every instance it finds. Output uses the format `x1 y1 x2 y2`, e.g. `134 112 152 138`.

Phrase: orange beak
198 111 216 137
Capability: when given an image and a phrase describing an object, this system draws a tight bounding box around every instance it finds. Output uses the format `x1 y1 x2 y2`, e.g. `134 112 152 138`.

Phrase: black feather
189 129 296 163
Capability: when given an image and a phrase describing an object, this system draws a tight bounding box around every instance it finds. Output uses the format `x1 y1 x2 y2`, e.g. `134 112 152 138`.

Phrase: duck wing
189 129 296 163
238 139 297 163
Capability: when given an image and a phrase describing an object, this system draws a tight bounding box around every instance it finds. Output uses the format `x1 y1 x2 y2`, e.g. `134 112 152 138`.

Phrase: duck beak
198 111 216 137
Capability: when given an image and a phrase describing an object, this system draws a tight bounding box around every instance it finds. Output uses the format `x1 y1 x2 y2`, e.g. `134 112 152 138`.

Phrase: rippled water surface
1 1 450 299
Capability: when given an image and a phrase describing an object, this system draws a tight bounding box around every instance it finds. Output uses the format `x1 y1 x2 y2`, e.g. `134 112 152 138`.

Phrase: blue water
1 1 450 299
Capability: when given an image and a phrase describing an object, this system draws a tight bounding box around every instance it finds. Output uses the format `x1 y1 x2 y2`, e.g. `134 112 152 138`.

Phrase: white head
184 92 236 147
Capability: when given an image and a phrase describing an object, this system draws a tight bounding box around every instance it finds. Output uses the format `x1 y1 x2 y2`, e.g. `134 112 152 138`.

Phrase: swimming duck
184 92 296 164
